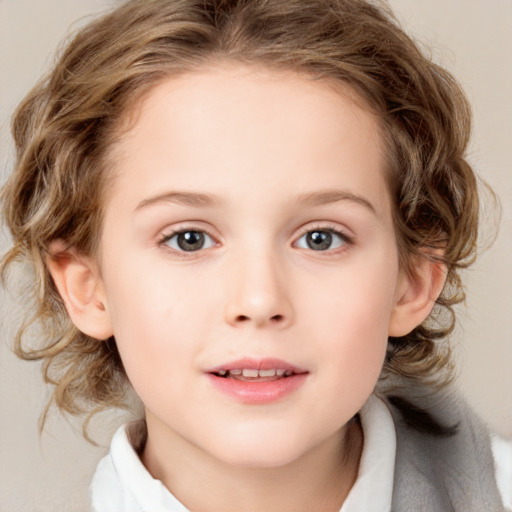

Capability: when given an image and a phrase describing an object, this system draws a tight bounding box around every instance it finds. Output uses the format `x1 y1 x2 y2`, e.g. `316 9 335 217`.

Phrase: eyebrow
134 189 376 214
135 191 221 211
294 190 377 214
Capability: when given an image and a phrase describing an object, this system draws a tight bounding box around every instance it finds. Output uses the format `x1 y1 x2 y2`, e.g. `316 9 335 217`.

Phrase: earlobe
388 256 447 337
46 240 113 340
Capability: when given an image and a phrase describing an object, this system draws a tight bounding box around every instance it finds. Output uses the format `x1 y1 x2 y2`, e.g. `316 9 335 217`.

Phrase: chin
205 429 314 469
220 449 304 469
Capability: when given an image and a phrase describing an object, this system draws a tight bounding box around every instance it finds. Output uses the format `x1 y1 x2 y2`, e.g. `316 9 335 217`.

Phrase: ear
388 255 447 337
46 240 114 340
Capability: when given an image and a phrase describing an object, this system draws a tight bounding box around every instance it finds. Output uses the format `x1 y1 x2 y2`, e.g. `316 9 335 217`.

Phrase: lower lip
206 373 308 404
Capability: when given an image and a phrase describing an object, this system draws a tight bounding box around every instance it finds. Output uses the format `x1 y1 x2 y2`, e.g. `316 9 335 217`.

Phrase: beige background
1 0 511 510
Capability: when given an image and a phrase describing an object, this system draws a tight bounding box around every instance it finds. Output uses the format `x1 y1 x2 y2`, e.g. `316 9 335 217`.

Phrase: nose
224 248 294 329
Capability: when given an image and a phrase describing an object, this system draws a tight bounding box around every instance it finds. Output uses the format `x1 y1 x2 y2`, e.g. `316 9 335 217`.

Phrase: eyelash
157 224 354 257
295 224 354 254
157 227 218 258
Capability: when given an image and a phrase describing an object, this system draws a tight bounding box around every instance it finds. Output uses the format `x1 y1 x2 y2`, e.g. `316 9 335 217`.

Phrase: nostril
234 314 284 323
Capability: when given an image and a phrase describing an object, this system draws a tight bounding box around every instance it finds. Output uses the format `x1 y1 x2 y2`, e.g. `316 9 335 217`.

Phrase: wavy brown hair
1 0 483 433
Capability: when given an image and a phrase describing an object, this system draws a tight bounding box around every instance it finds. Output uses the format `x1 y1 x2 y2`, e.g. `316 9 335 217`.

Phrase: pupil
178 231 204 251
307 231 331 250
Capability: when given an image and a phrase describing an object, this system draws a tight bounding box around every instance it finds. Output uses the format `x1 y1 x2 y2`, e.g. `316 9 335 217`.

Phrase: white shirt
90 394 397 512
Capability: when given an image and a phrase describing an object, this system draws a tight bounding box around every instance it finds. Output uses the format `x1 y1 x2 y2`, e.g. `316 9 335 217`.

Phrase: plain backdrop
1 0 511 510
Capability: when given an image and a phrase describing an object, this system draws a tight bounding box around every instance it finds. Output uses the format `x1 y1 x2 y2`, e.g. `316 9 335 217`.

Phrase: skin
50 63 444 511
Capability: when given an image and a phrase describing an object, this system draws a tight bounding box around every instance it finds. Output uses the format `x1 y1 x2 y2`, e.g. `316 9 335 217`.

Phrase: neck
140 416 363 512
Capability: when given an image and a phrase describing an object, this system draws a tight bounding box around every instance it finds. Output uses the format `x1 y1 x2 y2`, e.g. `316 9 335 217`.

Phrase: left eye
295 229 347 251
162 230 215 252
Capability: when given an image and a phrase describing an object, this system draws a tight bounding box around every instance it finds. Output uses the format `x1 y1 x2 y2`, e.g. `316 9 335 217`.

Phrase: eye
295 228 349 251
160 230 216 252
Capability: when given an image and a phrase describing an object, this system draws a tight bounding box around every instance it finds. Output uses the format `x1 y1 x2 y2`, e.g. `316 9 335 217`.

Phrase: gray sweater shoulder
384 388 505 512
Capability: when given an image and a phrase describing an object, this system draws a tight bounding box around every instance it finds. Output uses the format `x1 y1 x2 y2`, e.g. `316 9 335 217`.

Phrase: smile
215 368 295 380
206 358 309 404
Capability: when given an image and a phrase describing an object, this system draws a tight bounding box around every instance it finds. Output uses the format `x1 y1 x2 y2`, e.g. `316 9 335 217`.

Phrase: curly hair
1 0 482 432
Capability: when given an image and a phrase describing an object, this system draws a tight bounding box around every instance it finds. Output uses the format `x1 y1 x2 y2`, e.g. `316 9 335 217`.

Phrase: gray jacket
386 390 505 511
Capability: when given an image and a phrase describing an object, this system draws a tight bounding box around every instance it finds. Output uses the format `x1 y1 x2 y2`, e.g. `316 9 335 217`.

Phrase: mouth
212 368 299 381
206 357 308 380
205 358 309 404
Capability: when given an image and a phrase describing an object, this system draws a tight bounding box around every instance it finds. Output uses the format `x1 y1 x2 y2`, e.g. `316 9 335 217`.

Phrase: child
0 0 506 510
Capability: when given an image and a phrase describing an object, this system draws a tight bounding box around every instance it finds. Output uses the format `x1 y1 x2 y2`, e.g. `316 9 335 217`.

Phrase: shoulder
383 387 506 512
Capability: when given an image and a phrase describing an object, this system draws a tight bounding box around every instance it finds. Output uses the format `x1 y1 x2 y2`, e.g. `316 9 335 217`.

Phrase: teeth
242 369 259 378
217 368 291 378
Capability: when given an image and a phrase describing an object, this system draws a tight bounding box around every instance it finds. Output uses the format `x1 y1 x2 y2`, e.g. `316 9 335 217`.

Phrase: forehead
106 63 391 219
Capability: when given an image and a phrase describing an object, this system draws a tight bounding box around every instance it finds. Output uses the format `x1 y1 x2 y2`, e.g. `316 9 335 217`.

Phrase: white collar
341 394 396 512
90 394 396 512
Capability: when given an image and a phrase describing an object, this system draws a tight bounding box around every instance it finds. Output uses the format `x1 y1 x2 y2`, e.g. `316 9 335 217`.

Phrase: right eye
160 230 216 252
294 228 350 252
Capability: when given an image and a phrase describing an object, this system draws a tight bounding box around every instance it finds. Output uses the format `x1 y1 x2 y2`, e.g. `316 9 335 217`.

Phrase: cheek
312 252 397 327
314 294 389 380
100 260 206 389
307 253 398 374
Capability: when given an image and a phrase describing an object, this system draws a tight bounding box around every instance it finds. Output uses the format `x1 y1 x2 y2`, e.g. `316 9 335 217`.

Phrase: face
97 63 404 468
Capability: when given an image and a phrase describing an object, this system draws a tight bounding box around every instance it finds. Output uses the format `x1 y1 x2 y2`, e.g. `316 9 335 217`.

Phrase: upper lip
205 357 308 374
